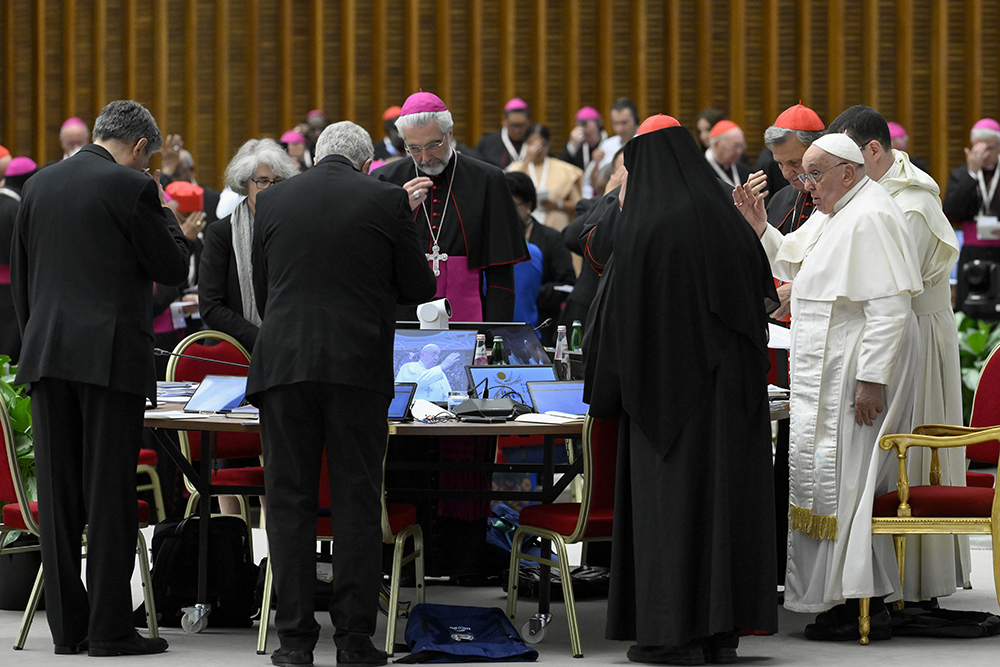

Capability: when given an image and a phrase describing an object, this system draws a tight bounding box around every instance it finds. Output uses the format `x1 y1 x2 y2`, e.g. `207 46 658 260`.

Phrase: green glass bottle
570 320 583 351
490 336 506 365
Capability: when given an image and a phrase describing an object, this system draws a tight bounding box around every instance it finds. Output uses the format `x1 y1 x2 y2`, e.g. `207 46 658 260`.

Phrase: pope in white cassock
827 105 969 604
745 133 923 641
395 343 460 402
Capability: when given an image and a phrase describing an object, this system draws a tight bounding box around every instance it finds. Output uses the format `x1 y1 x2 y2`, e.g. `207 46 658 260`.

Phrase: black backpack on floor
139 516 259 628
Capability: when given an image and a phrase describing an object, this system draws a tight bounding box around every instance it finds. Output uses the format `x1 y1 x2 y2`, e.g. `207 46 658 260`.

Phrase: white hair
395 111 454 140
763 126 825 149
314 121 374 170
971 128 1000 144
224 138 300 196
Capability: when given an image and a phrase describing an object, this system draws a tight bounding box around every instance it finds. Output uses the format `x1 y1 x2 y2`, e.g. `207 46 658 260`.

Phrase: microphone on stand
153 347 250 369
533 318 554 332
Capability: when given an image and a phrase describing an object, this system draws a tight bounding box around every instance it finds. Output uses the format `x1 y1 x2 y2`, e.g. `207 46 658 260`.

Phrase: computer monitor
465 365 558 409
393 329 477 402
485 324 550 365
388 383 417 421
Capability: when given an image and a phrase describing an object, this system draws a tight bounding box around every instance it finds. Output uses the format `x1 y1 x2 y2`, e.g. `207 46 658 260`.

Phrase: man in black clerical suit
248 121 436 667
474 97 532 169
374 91 527 323
11 100 189 656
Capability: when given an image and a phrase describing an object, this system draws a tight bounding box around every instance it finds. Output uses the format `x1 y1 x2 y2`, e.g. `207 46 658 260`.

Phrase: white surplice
759 177 924 612
880 150 971 600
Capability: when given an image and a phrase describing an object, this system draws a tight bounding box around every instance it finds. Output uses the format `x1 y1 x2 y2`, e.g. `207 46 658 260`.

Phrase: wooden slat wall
0 0 996 190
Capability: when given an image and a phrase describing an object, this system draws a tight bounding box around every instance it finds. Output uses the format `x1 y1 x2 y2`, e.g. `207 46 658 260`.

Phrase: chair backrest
567 413 618 541
0 397 39 535
0 399 19 505
968 343 1000 464
166 331 260 461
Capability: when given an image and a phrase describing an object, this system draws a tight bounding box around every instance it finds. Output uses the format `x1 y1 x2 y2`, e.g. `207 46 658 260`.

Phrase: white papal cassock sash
788 299 850 541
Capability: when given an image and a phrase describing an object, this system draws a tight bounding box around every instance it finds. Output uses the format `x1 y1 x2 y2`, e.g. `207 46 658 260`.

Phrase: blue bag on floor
395 603 538 663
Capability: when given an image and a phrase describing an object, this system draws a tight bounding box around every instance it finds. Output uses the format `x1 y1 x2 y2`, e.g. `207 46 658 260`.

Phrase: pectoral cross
426 243 448 276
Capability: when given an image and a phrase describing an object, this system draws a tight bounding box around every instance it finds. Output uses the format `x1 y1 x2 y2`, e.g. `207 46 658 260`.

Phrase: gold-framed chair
255 448 425 656
0 393 159 649
505 413 617 658
166 330 260 528
859 425 1000 644
136 448 166 523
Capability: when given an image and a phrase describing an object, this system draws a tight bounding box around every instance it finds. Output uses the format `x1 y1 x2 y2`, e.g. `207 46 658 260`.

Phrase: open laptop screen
527 380 588 416
465 365 558 409
183 375 247 413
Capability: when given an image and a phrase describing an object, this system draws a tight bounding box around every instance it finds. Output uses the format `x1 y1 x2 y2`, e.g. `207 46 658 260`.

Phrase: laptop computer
183 375 247 413
466 365 558 409
388 382 417 422
527 380 588 417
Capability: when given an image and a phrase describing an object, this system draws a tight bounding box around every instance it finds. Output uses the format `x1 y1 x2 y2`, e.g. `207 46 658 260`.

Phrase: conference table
141 406 587 632
142 400 789 633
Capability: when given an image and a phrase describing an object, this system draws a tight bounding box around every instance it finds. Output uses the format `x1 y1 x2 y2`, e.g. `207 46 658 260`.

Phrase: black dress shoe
627 641 706 665
88 631 168 656
54 640 88 655
271 648 315 666
704 630 739 664
337 646 388 665
804 608 892 641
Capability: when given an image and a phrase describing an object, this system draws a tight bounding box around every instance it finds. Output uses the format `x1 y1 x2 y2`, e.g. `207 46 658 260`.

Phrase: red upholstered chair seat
138 448 158 467
873 486 995 518
966 471 996 489
519 503 615 539
3 500 151 530
209 466 265 486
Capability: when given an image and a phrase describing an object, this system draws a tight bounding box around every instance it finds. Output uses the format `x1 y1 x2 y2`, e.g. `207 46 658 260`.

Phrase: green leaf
966 330 990 355
9 395 31 435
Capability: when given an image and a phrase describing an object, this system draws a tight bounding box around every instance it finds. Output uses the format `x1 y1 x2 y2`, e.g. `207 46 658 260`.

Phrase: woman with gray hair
199 138 298 353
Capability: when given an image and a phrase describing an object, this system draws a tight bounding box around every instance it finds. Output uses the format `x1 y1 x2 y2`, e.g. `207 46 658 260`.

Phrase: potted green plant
955 312 1000 424
0 355 41 610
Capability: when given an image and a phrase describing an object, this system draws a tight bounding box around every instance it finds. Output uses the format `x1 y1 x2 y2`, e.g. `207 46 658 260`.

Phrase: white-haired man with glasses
744 133 924 642
374 91 527 324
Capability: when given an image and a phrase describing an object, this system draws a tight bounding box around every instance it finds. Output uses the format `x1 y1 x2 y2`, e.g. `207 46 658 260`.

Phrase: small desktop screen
465 365 558 409
393 329 477 402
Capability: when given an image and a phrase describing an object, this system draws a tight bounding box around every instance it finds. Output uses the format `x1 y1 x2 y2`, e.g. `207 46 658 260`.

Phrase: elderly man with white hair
374 91 527 323
745 133 923 642
944 118 1000 311
394 342 460 401
248 120 436 667
705 119 751 188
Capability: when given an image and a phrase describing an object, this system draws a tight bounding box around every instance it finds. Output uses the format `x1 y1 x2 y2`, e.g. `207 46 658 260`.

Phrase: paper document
514 413 584 425
145 411 210 420
768 323 791 350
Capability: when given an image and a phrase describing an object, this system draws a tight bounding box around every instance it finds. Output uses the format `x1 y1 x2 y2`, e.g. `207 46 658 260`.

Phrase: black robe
589 127 779 647
766 184 815 235
474 130 522 169
527 221 576 346
374 151 528 321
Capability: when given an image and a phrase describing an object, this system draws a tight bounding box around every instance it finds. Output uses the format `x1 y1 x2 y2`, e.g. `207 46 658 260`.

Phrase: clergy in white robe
751 134 923 628
395 344 456 402
828 105 970 601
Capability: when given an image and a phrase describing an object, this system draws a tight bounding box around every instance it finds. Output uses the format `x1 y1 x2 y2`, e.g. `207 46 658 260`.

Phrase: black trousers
259 382 389 652
31 378 144 646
